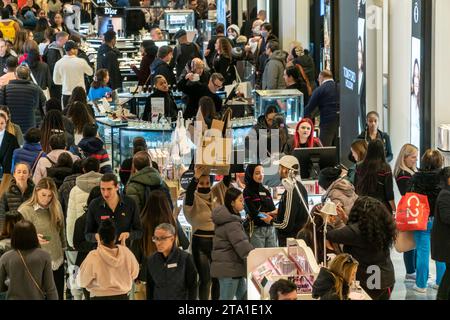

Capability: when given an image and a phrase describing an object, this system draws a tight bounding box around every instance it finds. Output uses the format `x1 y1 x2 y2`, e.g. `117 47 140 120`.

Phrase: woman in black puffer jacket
0 163 34 231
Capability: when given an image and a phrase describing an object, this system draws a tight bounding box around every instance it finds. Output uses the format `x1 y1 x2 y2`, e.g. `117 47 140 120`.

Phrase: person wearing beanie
272 156 309 247
319 167 358 222
170 29 201 80
227 24 240 46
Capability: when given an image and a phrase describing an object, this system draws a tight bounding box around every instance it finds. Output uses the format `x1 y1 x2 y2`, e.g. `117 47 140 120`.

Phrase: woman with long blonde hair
394 144 419 281
312 253 359 300
18 177 66 300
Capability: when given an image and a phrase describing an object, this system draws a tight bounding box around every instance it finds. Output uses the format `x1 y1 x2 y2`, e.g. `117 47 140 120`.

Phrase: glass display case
254 90 304 125
164 10 196 33
119 124 174 165
96 117 128 173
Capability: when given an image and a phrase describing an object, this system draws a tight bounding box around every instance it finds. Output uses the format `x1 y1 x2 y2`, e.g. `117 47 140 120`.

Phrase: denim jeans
403 250 417 275
437 263 450 300
219 277 247 300
413 218 447 289
250 226 278 248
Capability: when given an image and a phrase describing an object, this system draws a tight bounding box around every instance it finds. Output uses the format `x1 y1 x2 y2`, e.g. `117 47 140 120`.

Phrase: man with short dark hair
150 45 176 87
0 39 12 77
178 72 224 119
150 27 163 41
97 30 122 90
33 133 80 184
170 29 201 80
43 31 69 100
304 70 340 146
0 65 46 132
126 151 172 212
262 41 286 90
53 40 93 109
85 173 143 245
0 55 17 86
269 279 297 300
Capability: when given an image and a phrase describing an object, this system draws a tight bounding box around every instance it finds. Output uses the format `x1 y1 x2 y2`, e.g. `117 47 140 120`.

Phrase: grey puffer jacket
210 206 253 278
262 50 287 90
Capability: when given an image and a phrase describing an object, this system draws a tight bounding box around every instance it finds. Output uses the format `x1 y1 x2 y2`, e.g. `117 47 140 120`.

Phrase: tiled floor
390 250 439 300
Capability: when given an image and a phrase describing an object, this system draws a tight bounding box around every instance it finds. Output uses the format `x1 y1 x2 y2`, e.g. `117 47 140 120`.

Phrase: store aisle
390 250 438 300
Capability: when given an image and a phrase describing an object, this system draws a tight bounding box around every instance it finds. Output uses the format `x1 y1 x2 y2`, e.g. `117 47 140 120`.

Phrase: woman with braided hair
40 110 74 153
326 196 396 300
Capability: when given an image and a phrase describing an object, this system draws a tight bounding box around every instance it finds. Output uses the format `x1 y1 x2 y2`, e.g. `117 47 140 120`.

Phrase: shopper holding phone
18 177 67 300
243 164 278 248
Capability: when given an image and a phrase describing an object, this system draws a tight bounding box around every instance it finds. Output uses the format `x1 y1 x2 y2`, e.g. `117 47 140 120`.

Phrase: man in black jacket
150 45 176 87
274 155 309 247
178 72 224 119
96 30 122 90
43 31 69 100
0 65 46 133
85 173 143 244
146 223 198 300
170 29 202 80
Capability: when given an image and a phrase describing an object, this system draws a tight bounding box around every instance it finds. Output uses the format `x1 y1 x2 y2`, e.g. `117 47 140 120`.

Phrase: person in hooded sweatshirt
243 164 278 248
78 124 112 174
78 219 139 300
312 253 359 300
319 167 358 220
211 188 254 300
183 165 230 300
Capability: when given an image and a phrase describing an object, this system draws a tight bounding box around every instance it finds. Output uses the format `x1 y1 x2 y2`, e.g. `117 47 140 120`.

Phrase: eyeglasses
152 235 174 243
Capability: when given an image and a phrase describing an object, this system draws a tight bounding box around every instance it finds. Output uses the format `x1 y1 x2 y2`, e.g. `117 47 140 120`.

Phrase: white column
279 0 309 51
366 0 384 117
388 0 412 157
431 0 450 147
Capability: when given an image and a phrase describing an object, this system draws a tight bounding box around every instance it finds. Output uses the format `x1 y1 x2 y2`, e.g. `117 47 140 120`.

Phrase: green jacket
126 166 170 212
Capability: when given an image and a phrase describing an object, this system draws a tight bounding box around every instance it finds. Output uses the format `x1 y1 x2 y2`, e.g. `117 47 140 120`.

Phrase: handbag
17 250 47 300
29 70 50 100
394 231 416 253
396 193 430 231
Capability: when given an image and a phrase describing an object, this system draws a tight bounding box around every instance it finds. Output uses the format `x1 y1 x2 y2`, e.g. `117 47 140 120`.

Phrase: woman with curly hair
326 196 397 300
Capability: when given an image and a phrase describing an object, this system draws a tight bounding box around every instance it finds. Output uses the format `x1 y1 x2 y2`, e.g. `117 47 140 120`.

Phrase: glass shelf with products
254 90 304 125
96 117 128 173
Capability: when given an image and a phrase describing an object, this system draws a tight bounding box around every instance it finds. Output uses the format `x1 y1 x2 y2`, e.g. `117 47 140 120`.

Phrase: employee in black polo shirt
85 173 143 244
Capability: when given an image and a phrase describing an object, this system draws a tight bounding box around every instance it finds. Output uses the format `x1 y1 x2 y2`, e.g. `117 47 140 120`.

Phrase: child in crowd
77 124 112 174
46 152 73 189
87 69 112 102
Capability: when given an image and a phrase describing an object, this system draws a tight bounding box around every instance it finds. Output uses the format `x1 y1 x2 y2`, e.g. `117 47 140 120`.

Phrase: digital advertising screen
410 0 423 154
358 0 366 133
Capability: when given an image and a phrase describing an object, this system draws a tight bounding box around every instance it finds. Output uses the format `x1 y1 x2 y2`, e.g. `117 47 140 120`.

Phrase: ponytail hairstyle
91 69 109 89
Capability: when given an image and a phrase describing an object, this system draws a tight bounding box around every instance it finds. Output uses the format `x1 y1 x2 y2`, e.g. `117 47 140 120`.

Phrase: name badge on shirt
100 215 110 220
259 192 266 196
167 263 178 269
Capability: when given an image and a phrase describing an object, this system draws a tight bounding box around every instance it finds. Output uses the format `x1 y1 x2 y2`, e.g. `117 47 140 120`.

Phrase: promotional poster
411 0 422 154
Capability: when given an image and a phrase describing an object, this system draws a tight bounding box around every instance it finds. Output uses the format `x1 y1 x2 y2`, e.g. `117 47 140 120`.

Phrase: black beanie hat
318 167 342 190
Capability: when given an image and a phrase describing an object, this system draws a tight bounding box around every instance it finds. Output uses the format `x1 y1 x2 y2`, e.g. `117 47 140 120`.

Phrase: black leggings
53 265 65 300
437 263 450 300
192 236 220 300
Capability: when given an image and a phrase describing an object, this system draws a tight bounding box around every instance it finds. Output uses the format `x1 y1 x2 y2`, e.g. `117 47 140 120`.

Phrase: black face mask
198 188 211 194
